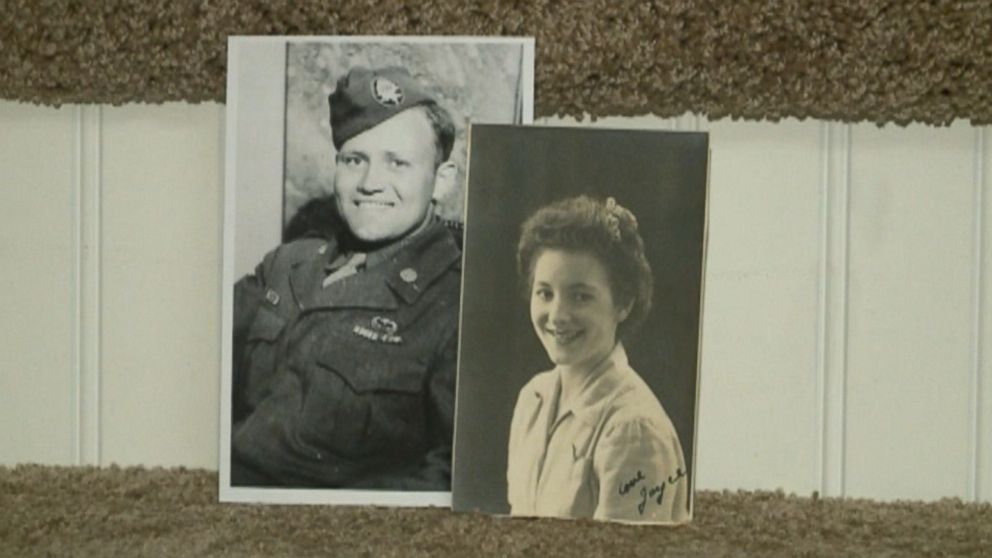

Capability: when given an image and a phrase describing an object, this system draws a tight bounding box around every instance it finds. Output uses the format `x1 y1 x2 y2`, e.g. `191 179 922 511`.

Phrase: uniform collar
381 217 461 305
324 208 438 273
289 218 460 311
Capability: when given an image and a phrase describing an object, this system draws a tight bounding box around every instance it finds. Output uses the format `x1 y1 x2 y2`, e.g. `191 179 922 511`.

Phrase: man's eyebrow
383 150 411 161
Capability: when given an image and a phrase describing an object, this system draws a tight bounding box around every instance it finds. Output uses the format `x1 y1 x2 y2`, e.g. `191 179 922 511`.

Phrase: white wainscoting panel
0 103 77 465
693 118 823 494
1 100 989 503
98 103 223 468
845 121 978 501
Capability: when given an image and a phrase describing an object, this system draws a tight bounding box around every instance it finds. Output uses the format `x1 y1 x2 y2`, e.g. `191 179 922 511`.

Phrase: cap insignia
371 76 403 107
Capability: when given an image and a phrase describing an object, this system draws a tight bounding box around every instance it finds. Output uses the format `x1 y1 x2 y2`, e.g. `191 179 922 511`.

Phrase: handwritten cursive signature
618 470 646 496
624 468 686 515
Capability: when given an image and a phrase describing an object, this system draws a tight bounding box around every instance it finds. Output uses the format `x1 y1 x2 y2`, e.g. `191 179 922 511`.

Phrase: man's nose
357 161 387 194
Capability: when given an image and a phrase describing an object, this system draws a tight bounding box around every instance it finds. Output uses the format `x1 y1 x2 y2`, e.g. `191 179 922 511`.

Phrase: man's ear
431 161 458 203
329 159 339 196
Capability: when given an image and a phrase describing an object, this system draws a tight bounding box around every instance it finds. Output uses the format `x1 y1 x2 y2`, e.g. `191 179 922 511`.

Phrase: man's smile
353 198 396 208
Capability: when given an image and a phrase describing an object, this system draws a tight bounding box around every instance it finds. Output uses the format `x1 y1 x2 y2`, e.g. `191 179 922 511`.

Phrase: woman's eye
571 292 592 303
534 289 552 301
389 158 411 169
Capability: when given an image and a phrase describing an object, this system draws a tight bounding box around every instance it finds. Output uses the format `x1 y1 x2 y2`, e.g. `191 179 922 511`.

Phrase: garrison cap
329 66 437 150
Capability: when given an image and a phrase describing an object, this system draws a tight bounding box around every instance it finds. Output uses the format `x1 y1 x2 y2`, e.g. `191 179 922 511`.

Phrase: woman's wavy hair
516 195 653 340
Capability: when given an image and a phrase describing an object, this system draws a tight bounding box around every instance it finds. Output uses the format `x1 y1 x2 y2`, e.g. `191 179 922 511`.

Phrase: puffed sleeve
591 416 689 523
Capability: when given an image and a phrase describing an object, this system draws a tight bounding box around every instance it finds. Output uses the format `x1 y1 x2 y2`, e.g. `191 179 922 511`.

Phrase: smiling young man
229 66 462 491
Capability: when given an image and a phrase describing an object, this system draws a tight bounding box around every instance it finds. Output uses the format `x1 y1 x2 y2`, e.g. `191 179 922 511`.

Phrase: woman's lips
544 327 582 345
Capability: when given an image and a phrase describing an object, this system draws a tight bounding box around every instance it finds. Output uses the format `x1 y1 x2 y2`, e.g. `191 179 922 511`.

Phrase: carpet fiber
2 1 991 125
2 465 990 557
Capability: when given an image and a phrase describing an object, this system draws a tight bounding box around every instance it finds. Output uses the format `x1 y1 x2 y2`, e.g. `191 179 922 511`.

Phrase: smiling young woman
506 195 689 524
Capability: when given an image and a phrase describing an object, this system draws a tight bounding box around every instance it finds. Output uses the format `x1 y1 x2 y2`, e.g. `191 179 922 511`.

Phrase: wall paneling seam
76 105 103 466
820 122 851 497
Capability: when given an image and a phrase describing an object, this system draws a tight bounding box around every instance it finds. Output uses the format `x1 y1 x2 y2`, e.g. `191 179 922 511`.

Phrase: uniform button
318 244 328 255
400 268 418 283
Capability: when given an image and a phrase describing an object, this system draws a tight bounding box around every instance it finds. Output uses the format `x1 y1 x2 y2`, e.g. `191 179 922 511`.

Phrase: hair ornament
604 196 637 242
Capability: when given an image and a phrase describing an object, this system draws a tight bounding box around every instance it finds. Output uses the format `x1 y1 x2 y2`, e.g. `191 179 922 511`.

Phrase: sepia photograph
452 125 708 524
220 36 534 507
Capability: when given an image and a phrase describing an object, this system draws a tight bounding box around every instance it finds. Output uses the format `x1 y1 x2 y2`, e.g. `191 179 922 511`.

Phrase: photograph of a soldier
222 38 533 501
452 125 708 524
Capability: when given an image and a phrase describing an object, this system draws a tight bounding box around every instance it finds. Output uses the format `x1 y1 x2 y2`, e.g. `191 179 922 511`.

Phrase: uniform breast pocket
299 347 427 460
241 307 287 406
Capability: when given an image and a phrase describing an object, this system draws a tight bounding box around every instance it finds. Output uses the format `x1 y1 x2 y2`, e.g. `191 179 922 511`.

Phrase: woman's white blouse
506 344 689 523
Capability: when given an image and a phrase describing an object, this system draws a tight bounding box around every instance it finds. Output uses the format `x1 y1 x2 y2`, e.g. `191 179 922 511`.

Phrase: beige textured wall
1 101 989 503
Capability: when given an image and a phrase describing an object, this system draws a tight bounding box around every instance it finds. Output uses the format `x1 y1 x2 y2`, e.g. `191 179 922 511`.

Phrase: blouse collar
538 342 631 425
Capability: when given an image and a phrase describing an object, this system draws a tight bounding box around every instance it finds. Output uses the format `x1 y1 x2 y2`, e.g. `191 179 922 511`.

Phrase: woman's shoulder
600 368 678 443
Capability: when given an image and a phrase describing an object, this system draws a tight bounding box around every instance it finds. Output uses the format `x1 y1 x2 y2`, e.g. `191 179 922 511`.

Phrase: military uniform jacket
507 344 690 523
231 221 461 490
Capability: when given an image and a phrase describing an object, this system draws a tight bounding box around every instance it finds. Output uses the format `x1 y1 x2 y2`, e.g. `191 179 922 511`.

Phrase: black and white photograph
220 36 535 506
452 125 708 524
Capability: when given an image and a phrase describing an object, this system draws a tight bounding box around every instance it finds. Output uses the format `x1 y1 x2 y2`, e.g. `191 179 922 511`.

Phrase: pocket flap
316 347 425 394
246 308 286 342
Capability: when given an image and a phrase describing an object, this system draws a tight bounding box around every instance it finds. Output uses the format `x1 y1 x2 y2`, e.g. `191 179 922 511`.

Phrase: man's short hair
420 102 456 168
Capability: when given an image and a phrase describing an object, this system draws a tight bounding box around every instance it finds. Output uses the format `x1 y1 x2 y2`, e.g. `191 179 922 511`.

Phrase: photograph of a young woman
450 124 707 525
506 196 689 523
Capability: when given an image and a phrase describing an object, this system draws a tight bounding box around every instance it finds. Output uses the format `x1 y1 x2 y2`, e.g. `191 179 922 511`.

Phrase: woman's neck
557 348 615 408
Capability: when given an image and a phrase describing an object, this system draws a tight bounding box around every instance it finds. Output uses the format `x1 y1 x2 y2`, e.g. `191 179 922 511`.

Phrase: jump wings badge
352 316 403 344
371 77 403 106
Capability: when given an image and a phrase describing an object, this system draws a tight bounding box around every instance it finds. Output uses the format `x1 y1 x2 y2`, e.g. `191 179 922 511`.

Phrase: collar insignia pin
264 289 280 306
